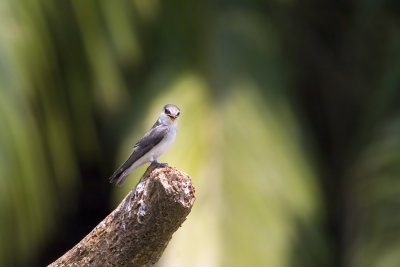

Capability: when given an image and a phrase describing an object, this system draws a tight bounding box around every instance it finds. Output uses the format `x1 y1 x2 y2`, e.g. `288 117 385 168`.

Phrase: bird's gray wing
132 123 169 157
109 124 169 185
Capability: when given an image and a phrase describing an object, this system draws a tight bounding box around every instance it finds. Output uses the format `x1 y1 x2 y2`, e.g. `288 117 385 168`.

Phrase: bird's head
159 104 180 125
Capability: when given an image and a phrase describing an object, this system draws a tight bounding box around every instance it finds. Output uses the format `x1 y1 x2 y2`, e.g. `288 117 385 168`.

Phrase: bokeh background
1 1 400 266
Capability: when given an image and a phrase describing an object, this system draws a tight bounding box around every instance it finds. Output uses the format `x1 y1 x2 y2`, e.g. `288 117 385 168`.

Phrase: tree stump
48 164 195 267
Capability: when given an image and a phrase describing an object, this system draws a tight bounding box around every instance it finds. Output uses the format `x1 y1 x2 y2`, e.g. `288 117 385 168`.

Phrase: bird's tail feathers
109 169 128 186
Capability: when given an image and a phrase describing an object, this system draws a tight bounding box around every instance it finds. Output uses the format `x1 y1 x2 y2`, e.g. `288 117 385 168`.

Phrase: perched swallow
109 104 180 186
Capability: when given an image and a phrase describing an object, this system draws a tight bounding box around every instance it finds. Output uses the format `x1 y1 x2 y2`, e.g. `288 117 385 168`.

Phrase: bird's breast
150 127 176 158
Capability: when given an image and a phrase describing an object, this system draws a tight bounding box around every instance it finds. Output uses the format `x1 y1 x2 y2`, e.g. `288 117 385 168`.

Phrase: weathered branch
49 164 195 267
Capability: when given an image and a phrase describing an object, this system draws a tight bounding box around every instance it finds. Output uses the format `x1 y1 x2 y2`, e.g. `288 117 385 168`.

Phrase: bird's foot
151 160 168 168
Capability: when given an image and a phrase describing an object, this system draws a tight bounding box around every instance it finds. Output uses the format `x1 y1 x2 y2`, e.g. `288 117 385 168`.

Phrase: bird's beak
168 115 177 120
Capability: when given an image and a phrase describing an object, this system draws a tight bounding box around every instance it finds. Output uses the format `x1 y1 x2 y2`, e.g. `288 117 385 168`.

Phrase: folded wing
109 124 169 185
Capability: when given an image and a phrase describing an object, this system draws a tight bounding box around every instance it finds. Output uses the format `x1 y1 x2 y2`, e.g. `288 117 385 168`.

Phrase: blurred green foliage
1 1 400 267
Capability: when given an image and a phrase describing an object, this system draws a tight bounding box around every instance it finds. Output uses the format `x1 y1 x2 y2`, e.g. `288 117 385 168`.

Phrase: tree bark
48 164 195 267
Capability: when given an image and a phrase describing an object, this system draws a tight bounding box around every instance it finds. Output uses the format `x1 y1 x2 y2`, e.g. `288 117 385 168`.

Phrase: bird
109 104 181 186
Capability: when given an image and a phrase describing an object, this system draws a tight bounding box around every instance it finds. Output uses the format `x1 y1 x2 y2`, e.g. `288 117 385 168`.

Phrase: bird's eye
165 109 171 115
176 111 180 116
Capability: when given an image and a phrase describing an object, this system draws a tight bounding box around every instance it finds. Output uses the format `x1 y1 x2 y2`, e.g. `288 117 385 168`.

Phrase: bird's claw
151 161 168 168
